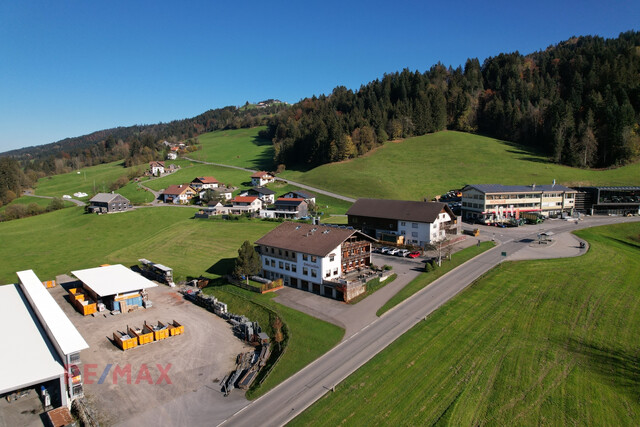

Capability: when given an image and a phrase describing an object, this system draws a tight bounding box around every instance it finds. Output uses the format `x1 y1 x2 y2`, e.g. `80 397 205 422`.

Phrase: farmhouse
347 199 459 247
71 264 157 313
281 190 316 204
190 176 220 191
461 184 577 223
251 171 275 187
0 270 89 408
162 184 197 204
87 193 132 214
240 187 276 205
149 161 165 176
255 222 376 301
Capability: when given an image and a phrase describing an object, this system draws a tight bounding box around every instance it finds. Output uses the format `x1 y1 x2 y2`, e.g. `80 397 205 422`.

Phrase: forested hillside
264 31 640 169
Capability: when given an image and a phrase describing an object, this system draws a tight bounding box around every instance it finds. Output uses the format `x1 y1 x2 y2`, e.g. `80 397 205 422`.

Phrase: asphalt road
183 156 356 203
221 216 640 427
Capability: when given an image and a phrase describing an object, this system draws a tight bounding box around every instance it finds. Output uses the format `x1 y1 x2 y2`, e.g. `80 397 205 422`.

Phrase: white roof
72 264 158 297
0 284 65 394
17 270 89 356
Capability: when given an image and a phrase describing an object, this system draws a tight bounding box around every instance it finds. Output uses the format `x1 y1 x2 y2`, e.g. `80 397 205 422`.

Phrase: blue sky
1 0 638 152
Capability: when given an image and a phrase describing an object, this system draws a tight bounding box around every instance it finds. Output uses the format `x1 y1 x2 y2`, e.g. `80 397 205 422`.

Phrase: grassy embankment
293 222 640 426
0 195 74 212
280 131 640 200
377 241 496 316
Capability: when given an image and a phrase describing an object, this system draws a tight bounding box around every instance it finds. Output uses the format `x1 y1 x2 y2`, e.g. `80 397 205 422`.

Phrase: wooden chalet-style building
256 222 375 301
190 176 219 191
88 193 132 214
251 171 275 187
347 198 460 247
162 184 197 204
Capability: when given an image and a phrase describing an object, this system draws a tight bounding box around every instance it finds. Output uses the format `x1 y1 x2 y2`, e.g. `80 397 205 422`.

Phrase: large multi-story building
255 222 375 301
461 184 577 223
346 199 459 247
573 186 640 216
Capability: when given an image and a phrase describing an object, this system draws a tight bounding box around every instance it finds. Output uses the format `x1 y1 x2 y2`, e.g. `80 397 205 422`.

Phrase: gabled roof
255 222 373 257
89 193 128 203
275 197 306 206
232 196 258 204
149 161 165 167
192 176 219 184
346 199 453 223
249 187 276 195
251 171 273 178
462 184 576 194
163 184 195 196
284 190 315 199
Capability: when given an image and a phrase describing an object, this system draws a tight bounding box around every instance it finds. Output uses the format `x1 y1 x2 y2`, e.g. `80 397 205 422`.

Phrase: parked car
407 251 421 258
396 249 410 257
387 248 400 255
380 247 391 254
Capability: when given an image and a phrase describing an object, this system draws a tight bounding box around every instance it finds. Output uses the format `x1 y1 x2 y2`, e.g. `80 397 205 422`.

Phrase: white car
387 248 400 255
396 249 410 257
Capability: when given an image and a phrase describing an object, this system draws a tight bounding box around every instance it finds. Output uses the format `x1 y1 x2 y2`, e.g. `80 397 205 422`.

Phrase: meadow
34 161 146 199
280 131 640 200
191 126 274 170
0 206 277 284
292 222 640 426
0 195 74 212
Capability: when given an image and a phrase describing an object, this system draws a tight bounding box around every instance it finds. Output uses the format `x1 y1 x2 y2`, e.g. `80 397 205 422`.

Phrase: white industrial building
0 270 89 408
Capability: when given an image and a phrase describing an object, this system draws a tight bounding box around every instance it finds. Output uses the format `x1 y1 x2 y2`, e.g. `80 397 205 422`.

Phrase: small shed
71 264 157 313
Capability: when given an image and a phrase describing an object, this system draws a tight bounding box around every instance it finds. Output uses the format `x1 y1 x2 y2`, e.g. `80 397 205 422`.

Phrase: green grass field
34 161 147 199
203 285 344 399
0 195 74 212
292 222 640 426
190 127 274 170
280 131 640 200
377 241 496 316
0 207 277 284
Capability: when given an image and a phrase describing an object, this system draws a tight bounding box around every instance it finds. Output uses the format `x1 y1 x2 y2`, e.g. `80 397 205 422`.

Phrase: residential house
88 193 132 214
162 184 197 204
251 171 275 187
346 199 459 247
240 187 276 206
228 196 262 215
281 190 315 205
190 176 220 191
149 161 165 176
461 184 577 223
256 222 376 301
195 202 228 218
270 198 308 219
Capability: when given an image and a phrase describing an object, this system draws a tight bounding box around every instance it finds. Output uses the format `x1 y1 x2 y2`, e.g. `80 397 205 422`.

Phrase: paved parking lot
50 281 251 426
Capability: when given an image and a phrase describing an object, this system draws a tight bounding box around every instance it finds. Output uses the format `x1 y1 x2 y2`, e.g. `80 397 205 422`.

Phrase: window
279 249 282 256
325 270 331 278
311 256 317 263
271 247 274 254
311 269 317 278
291 265 297 273
291 252 296 258
302 254 308 261
400 221 406 226
264 258 269 266
303 267 308 275
285 263 290 271
279 261 283 269
412 223 418 228
333 268 338 275
329 255 335 262
285 251 289 257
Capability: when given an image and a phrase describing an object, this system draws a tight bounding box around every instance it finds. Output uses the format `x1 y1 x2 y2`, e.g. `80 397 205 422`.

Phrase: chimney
552 179 556 187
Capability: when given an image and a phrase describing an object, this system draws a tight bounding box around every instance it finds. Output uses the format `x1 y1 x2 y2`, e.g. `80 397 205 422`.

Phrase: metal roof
463 184 576 193
89 192 120 203
17 270 89 356
72 264 157 297
0 284 65 394
346 199 452 223
250 187 276 195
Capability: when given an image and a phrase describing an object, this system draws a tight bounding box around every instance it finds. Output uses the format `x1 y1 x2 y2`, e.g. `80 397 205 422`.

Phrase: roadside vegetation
348 273 397 305
293 223 640 425
0 196 73 221
280 131 640 201
377 241 495 315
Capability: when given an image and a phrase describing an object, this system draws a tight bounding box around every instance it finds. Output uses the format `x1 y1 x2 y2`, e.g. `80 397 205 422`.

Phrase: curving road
183 156 356 203
221 215 640 427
